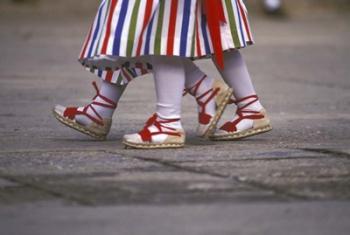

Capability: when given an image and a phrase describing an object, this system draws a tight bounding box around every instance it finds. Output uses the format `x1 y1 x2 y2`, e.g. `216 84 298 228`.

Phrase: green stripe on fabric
154 0 165 54
191 24 196 57
116 71 123 85
127 0 141 56
224 0 241 47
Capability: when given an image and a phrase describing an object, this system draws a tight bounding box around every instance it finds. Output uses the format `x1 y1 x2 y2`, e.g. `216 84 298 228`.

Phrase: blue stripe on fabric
113 0 129 55
179 0 191 56
236 2 246 47
144 10 156 54
87 1 106 57
200 14 211 54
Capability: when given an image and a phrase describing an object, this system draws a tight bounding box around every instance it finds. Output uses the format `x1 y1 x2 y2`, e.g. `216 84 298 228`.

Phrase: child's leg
184 60 216 117
74 80 126 126
211 50 272 140
123 56 186 149
153 57 185 127
53 79 126 140
183 60 233 137
220 50 263 111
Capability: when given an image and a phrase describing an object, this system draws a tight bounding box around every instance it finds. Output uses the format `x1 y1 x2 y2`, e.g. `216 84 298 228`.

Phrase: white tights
151 56 185 123
218 50 263 110
152 57 216 123
78 60 214 127
184 59 216 117
76 80 126 126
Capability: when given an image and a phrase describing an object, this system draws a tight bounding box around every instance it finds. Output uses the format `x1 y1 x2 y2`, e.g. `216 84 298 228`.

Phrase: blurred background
1 0 350 16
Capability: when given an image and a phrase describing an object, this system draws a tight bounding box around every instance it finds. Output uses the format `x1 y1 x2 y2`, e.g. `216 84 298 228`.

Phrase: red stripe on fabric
195 12 202 57
166 0 179 55
237 0 252 42
80 25 93 60
136 0 154 56
105 71 113 82
203 0 226 69
101 0 119 54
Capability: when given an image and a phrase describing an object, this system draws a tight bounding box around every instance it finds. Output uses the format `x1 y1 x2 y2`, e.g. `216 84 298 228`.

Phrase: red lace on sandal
138 114 182 142
63 81 117 126
185 76 220 125
220 95 264 132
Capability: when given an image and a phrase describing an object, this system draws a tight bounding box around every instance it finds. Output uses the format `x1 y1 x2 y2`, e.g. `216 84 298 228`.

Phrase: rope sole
52 109 107 141
210 124 272 141
123 140 184 149
202 88 234 139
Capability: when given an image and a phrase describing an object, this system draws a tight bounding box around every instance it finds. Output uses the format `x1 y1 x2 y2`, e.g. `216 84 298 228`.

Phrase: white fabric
184 60 216 117
76 81 126 126
92 80 125 117
237 96 263 113
234 117 254 132
218 50 263 111
184 60 207 89
219 50 255 99
99 80 126 103
152 56 185 123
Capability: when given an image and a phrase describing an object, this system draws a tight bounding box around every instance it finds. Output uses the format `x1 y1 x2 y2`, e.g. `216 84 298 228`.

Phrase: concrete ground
0 2 350 235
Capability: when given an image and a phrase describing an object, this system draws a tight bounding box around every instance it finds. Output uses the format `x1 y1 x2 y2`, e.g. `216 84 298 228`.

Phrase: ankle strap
144 114 180 128
139 114 181 142
91 81 117 109
186 75 207 96
66 81 117 126
235 95 259 111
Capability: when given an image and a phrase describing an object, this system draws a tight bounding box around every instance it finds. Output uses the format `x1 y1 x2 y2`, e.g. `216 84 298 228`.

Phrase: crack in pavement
299 148 350 160
161 155 327 163
0 174 96 206
115 152 311 201
1 148 344 205
0 148 331 161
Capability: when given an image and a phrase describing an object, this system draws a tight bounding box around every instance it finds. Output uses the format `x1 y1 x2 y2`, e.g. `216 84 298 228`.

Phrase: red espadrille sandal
211 95 272 140
52 81 117 140
184 77 233 138
123 114 185 149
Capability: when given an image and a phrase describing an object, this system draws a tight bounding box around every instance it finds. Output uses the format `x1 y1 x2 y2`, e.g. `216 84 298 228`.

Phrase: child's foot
123 114 185 149
52 82 117 140
185 77 233 138
211 95 272 140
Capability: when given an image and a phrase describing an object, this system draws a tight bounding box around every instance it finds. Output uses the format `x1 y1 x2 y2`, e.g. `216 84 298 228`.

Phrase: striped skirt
80 0 254 85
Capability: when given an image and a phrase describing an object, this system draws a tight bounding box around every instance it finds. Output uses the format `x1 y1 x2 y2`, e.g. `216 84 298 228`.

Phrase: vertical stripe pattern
80 0 254 85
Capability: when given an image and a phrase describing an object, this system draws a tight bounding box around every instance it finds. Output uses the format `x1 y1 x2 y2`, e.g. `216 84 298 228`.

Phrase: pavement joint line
0 173 95 206
0 148 341 202
162 155 327 163
117 153 311 201
0 149 331 162
299 148 350 160
4 172 122 179
0 149 110 155
132 155 233 179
